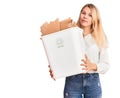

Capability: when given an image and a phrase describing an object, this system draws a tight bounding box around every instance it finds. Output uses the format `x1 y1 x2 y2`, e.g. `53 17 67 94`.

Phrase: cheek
88 18 92 25
79 16 83 22
80 15 84 19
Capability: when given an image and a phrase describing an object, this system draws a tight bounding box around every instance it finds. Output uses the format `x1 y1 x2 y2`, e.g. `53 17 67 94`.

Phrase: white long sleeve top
83 34 110 74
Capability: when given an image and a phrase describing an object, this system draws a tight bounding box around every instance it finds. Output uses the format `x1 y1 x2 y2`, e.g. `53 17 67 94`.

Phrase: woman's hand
80 55 97 72
48 65 56 80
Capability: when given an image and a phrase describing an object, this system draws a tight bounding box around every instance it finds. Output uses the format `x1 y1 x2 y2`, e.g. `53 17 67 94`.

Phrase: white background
0 0 120 98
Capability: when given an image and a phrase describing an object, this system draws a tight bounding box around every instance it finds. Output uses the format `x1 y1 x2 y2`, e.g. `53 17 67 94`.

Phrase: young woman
49 3 110 98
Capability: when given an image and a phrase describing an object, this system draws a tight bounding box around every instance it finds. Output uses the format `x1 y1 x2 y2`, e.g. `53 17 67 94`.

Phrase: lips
81 20 87 23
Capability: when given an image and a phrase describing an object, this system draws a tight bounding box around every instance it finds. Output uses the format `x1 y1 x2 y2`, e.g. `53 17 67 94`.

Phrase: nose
83 14 88 19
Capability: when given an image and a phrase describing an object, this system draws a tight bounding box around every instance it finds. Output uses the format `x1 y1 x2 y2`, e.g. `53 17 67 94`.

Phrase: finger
80 63 87 67
82 67 88 74
50 72 53 76
85 54 90 62
85 54 88 60
82 67 88 70
82 67 89 74
80 63 85 66
49 69 53 73
48 65 50 68
50 72 56 81
49 69 54 77
81 59 86 63
48 65 52 70
53 77 56 81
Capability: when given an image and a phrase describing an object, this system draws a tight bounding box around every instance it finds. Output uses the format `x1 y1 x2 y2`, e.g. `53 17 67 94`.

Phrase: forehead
82 6 91 13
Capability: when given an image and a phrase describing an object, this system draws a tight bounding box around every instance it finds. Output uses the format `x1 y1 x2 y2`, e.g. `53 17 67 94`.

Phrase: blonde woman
49 3 110 98
63 3 110 98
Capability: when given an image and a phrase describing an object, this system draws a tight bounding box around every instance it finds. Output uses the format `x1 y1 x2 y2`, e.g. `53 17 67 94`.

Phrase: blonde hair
77 3 108 48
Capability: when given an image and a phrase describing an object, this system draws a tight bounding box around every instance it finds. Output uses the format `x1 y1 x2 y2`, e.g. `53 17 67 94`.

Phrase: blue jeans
64 73 102 98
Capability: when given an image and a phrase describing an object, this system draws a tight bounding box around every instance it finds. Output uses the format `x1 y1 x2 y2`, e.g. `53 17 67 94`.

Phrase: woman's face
80 6 92 28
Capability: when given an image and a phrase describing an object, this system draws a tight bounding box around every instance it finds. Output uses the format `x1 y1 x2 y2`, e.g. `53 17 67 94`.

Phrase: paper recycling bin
41 27 85 79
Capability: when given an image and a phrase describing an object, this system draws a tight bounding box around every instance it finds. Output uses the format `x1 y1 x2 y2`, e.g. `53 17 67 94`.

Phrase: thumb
85 54 89 61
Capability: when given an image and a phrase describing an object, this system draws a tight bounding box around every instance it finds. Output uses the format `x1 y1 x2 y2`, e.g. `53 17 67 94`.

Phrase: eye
89 14 92 17
81 11 86 15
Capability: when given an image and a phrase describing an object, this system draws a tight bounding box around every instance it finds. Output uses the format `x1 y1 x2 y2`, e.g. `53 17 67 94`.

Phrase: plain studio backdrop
0 0 120 98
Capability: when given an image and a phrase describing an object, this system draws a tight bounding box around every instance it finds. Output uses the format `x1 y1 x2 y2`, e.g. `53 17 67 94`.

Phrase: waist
66 73 99 79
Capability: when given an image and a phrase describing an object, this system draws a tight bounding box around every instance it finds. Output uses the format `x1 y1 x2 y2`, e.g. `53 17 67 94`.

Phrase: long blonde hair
77 3 108 48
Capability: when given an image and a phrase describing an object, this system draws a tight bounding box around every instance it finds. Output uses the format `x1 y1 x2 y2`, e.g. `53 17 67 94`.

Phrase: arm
96 48 110 74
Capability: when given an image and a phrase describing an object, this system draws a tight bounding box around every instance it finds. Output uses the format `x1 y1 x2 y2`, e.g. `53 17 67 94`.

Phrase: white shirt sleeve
96 48 110 74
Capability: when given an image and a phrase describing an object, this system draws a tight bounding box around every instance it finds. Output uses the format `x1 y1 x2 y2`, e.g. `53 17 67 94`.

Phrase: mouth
81 20 87 23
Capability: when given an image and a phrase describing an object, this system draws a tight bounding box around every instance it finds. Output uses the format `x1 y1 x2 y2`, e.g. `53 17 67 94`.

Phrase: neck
83 27 91 37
